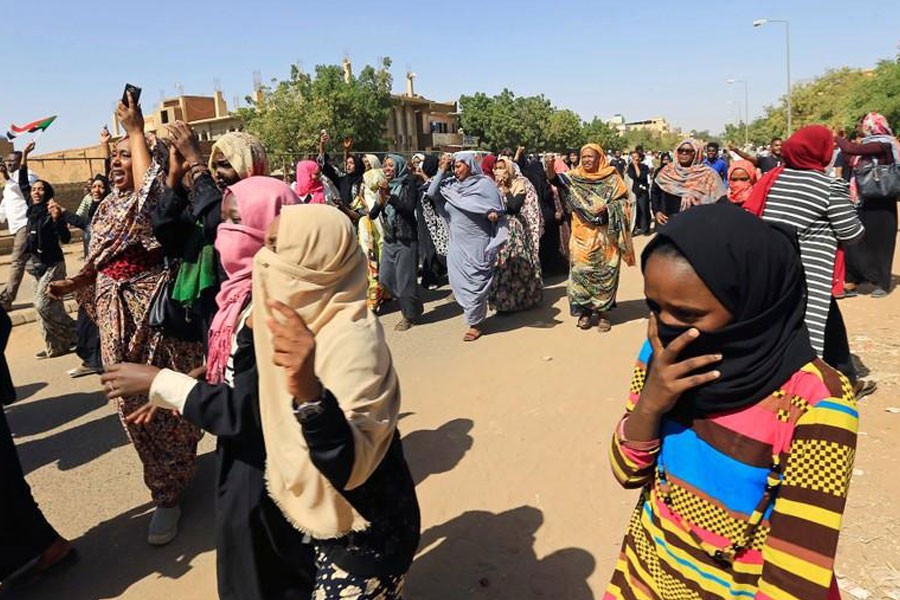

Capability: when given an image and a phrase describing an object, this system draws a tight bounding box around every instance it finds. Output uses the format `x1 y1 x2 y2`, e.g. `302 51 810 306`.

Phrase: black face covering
642 203 816 415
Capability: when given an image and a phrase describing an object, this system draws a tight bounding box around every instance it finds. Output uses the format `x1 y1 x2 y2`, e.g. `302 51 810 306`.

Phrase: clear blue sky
3 0 898 153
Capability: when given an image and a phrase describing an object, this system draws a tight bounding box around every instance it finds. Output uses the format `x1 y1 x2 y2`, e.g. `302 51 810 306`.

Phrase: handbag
854 157 900 202
149 259 204 342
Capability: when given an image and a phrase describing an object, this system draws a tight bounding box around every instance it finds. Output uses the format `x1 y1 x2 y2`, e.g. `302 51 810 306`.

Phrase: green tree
237 58 394 159
544 109 585 151
581 118 621 151
848 57 900 129
723 53 900 144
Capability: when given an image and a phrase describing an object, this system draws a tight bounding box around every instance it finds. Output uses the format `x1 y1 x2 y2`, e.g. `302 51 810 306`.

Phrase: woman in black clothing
318 133 365 220
104 180 310 600
370 154 423 331
836 113 899 297
649 151 672 226
152 124 269 346
103 205 420 600
60 173 109 377
628 150 652 235
19 141 76 358
417 154 448 289
0 307 74 593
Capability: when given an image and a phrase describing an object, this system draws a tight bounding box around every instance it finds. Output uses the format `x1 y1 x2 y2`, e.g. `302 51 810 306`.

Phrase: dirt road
6 235 899 599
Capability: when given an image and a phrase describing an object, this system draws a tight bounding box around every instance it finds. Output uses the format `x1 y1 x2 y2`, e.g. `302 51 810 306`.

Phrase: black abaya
845 197 897 291
0 307 61 581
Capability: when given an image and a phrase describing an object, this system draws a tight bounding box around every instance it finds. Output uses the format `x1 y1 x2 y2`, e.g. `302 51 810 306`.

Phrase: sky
2 0 898 153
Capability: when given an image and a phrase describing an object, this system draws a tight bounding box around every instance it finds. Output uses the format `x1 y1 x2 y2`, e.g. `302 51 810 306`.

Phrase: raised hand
165 121 202 166
116 90 144 134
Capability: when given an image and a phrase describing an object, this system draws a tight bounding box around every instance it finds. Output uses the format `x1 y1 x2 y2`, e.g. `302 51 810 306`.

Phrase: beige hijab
252 204 400 539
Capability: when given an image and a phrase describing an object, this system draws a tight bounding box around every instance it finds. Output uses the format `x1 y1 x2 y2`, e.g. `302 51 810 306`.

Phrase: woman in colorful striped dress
605 203 857 600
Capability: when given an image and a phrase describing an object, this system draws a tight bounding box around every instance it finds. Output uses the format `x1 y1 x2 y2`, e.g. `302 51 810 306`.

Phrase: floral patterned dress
489 177 543 312
80 157 204 506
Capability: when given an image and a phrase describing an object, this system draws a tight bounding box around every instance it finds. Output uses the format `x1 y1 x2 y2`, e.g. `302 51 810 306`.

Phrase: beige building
386 72 465 153
0 139 13 158
606 114 675 136
124 90 243 141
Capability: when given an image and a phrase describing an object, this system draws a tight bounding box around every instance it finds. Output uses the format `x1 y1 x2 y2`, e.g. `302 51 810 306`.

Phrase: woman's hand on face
101 363 161 401
265 299 322 403
117 91 144 134
438 155 452 172
637 314 721 417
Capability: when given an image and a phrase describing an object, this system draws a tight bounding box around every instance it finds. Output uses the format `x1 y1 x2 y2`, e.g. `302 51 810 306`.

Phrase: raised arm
19 141 35 197
116 90 150 190
728 144 759 166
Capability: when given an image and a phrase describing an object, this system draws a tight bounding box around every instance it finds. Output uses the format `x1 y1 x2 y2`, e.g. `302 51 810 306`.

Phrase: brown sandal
597 317 612 333
577 315 592 330
463 327 483 342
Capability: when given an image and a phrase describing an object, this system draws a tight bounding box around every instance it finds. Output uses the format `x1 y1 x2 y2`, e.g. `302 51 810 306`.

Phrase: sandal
463 327 483 342
577 315 592 330
597 318 612 333
853 379 877 400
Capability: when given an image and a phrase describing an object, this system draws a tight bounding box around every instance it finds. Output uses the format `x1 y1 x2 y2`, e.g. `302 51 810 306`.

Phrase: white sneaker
147 505 181 546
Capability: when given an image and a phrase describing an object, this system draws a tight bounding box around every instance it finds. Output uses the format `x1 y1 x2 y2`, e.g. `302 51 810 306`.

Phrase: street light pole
753 18 792 135
727 79 750 146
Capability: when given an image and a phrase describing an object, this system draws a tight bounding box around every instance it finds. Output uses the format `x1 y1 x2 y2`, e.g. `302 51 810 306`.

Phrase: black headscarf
641 203 815 415
422 154 439 178
338 154 364 205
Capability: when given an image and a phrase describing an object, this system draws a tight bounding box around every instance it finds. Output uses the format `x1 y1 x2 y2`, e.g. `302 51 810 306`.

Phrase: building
0 139 12 158
114 90 243 142
385 71 467 153
605 114 675 136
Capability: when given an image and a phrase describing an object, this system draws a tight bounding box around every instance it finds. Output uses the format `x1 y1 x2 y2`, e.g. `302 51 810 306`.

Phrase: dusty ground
4 235 899 599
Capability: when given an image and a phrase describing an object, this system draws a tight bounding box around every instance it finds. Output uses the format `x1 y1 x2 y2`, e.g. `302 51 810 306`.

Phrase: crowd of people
0 84 896 599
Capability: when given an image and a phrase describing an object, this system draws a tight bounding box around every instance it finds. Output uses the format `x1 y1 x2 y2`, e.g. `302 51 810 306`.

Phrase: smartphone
122 83 142 106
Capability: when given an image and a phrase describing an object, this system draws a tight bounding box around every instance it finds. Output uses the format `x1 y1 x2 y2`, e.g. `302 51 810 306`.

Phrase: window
161 110 170 124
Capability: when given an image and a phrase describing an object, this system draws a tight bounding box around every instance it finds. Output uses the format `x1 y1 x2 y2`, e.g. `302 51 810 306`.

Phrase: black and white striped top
760 169 863 354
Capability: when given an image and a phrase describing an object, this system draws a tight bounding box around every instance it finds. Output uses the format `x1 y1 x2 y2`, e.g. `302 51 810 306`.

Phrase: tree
236 58 394 159
581 118 620 151
544 109 585 151
722 53 900 145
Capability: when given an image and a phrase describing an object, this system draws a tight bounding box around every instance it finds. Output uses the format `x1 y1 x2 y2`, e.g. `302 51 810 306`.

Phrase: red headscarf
743 125 834 216
726 160 758 205
481 154 497 181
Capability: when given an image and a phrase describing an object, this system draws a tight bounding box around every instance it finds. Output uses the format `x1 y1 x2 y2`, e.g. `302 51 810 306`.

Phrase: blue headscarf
439 151 508 251
386 153 408 196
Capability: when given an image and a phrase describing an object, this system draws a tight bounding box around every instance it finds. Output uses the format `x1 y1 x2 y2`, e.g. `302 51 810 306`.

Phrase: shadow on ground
7 391 106 438
407 506 595 599
402 418 474 487
15 411 129 475
16 452 217 600
13 382 48 403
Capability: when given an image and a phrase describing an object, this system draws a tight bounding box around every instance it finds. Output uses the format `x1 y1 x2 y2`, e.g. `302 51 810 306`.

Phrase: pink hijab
207 176 299 384
295 160 326 204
